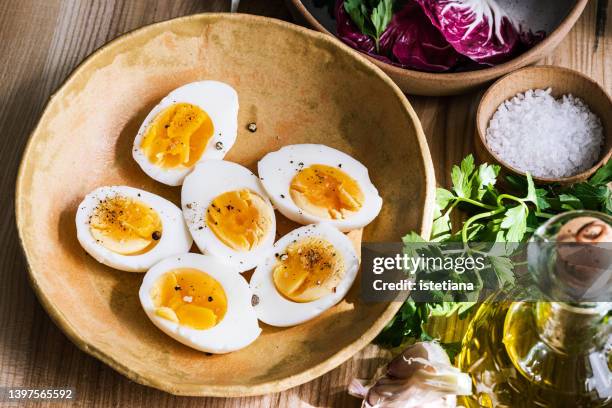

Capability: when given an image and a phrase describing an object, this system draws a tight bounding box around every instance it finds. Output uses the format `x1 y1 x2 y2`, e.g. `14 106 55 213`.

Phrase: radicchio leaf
336 0 460 72
335 0 545 72
379 2 461 72
415 0 522 65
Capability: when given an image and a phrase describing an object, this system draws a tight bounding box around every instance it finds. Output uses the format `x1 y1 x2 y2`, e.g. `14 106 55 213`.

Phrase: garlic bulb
349 342 472 408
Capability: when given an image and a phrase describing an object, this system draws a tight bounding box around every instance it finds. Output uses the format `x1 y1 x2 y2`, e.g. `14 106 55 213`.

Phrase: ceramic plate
16 13 435 396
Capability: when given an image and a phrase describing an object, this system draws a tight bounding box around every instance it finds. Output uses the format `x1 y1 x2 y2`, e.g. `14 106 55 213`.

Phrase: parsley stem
496 194 527 208
535 212 554 219
455 197 498 210
461 208 505 243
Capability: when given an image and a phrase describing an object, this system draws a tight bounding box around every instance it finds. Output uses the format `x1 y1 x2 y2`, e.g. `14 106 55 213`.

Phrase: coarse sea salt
485 88 604 179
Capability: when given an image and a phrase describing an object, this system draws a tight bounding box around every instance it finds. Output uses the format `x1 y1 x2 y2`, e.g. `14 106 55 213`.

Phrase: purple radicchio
335 0 461 72
335 0 545 72
379 2 461 72
415 0 523 66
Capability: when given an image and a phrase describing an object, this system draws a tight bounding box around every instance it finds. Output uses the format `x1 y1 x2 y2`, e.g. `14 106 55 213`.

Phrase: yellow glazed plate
16 13 435 397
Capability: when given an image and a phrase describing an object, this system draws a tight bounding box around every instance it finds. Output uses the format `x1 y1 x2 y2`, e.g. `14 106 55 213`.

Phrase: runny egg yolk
89 196 162 255
206 189 273 252
151 268 227 330
290 164 364 220
273 237 345 302
140 103 214 168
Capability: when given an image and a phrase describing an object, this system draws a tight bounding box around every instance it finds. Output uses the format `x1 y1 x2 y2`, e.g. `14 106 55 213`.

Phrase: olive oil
458 299 611 407
458 212 612 407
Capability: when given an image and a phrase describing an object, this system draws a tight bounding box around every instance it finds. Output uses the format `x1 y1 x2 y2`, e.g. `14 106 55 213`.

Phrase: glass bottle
457 211 612 408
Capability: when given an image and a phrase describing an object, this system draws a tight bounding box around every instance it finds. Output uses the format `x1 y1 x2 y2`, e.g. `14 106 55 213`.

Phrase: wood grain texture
0 0 609 407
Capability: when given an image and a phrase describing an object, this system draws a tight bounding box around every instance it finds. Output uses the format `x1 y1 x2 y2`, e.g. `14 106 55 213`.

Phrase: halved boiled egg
132 81 239 186
182 160 276 273
249 223 359 327
75 186 192 272
257 144 383 232
139 253 261 353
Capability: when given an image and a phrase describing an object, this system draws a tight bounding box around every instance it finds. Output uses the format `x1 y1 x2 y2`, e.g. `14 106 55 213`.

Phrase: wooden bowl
15 14 435 397
286 0 588 96
475 65 612 185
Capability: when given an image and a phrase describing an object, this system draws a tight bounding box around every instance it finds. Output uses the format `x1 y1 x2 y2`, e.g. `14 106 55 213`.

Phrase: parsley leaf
489 256 515 286
436 188 455 212
474 163 499 200
343 0 393 52
371 0 393 50
431 213 452 241
402 231 426 244
588 158 612 186
571 183 610 211
344 0 370 37
535 188 551 210
451 155 475 198
501 205 528 242
525 173 539 210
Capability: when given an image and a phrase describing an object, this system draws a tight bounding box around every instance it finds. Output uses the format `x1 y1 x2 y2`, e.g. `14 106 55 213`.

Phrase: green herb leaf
474 163 499 200
558 193 583 210
428 302 475 318
451 155 475 198
461 154 475 176
436 188 455 212
370 0 393 50
588 159 612 186
402 231 426 244
432 188 455 240
344 0 371 37
500 205 528 242
524 173 539 210
535 188 551 210
431 213 452 241
489 256 515 285
571 182 610 211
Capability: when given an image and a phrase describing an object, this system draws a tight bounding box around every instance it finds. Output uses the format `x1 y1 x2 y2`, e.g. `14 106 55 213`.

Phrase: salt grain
485 88 604 179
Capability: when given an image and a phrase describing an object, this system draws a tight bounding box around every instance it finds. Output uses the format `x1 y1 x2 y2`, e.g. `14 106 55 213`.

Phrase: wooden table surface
1 0 609 407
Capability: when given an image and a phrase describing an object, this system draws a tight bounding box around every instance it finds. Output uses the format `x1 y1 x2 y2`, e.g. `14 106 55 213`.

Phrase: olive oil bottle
458 211 612 407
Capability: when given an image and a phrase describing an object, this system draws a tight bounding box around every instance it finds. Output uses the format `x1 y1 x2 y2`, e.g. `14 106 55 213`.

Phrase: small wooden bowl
286 0 588 96
15 13 435 397
475 65 612 185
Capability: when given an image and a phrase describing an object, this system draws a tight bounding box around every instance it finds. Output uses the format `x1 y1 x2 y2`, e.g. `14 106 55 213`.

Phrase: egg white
181 160 276 273
75 186 192 272
132 81 239 186
249 223 360 327
257 144 383 232
139 253 261 353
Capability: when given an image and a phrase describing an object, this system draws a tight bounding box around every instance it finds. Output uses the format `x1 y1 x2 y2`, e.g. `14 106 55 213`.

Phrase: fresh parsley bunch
432 154 611 243
376 156 612 349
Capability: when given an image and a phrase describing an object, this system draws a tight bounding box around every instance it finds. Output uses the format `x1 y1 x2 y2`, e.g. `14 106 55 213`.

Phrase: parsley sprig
344 0 393 52
432 155 611 244
376 156 612 349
